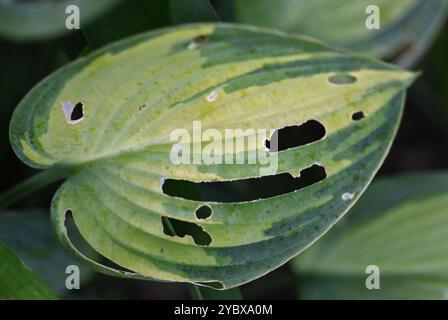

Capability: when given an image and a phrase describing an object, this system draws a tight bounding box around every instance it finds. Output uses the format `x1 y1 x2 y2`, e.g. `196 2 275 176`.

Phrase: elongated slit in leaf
162 164 327 203
64 210 135 274
265 120 326 152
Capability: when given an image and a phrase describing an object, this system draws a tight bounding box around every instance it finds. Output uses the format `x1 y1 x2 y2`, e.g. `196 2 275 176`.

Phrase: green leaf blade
10 23 416 288
0 240 57 300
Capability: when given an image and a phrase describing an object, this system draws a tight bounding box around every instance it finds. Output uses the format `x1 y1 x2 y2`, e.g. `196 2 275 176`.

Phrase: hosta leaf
9 23 415 289
235 0 448 66
292 173 448 299
0 0 122 41
0 240 56 299
0 211 95 295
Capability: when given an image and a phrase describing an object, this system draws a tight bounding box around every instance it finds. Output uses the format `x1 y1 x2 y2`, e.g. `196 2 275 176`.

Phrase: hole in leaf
162 216 212 246
70 102 84 122
162 164 327 203
351 111 365 121
328 73 357 84
62 101 84 124
195 205 212 220
265 120 326 152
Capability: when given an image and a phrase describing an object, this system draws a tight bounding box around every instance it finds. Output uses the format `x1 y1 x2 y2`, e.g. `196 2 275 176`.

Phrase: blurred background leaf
0 239 57 299
0 0 123 42
82 0 218 49
292 172 448 299
0 210 96 296
81 0 171 49
233 0 448 67
169 0 219 24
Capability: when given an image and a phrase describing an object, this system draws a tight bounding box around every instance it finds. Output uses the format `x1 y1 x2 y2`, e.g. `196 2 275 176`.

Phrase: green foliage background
0 0 447 299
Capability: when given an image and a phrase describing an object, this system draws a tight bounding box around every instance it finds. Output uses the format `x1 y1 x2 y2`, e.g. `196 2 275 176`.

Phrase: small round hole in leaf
195 205 212 220
328 73 357 85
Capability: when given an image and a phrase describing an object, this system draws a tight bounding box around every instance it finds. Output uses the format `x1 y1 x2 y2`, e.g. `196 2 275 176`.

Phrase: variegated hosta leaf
235 0 448 66
292 173 448 299
9 24 415 289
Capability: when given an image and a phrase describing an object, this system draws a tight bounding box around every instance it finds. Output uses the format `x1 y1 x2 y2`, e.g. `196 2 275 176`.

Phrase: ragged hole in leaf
161 216 212 246
352 111 365 121
71 103 84 121
265 120 326 152
61 101 84 124
195 205 212 220
162 164 327 203
328 73 357 85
